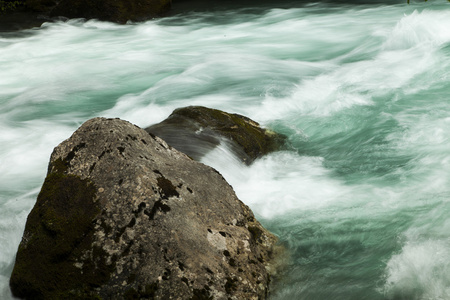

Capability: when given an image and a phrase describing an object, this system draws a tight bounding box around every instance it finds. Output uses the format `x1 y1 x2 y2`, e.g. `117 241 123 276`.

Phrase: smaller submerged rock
146 106 286 164
10 117 280 300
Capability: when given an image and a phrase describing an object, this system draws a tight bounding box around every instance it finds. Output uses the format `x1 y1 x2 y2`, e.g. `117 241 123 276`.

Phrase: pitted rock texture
146 106 286 165
10 117 278 300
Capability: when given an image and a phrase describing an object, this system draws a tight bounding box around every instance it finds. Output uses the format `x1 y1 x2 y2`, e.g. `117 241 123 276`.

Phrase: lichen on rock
10 117 281 299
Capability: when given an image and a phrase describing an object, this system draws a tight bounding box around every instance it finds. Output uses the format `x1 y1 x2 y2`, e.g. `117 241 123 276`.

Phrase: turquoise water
2 1 450 298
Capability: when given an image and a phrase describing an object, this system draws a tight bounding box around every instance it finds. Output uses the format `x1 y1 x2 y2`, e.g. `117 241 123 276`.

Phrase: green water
2 1 450 299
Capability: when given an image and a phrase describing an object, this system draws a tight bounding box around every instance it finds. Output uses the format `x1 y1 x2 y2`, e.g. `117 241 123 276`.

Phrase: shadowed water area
2 0 450 299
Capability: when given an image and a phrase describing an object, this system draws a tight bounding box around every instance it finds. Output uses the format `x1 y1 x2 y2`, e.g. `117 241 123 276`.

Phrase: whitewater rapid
2 1 450 299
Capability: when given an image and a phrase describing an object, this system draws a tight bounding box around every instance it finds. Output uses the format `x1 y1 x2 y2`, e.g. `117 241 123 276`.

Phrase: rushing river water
2 1 450 298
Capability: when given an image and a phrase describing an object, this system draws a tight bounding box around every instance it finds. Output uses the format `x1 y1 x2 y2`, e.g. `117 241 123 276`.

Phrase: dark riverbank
0 10 46 32
1 0 407 32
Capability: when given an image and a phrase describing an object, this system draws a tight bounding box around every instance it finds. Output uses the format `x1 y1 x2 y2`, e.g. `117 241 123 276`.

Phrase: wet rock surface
10 117 279 299
146 106 286 165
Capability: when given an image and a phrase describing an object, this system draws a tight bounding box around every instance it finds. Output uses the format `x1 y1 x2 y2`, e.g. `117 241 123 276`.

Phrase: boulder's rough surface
146 106 286 165
10 117 278 300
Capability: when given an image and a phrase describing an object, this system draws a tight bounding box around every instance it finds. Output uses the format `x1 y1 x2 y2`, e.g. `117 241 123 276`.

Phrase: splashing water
2 1 450 299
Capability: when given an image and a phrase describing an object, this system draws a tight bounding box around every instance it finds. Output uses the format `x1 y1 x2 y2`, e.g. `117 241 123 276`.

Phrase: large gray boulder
10 117 279 299
146 106 286 165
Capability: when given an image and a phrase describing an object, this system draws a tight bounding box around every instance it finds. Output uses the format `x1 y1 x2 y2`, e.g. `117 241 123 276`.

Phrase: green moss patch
170 106 286 163
9 171 107 300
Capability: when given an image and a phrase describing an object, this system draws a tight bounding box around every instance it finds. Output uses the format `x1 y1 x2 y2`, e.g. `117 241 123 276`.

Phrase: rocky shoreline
0 0 314 32
1 0 171 28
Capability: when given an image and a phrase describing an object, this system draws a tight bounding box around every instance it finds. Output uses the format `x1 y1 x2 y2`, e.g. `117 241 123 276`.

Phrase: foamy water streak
2 2 450 299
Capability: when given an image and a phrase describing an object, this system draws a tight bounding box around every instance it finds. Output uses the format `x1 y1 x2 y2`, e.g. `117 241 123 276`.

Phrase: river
1 1 450 298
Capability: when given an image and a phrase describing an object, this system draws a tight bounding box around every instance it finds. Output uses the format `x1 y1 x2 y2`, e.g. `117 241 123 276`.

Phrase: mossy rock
146 106 286 164
9 171 106 300
10 117 280 299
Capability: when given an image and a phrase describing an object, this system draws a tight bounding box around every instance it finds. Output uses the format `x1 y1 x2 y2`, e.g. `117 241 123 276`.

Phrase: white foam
383 240 450 299
2 3 450 299
0 119 76 192
202 148 351 219
383 9 450 50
